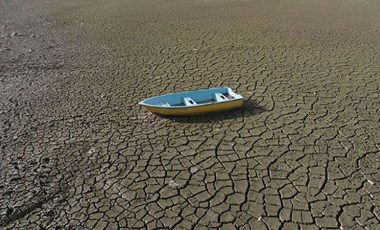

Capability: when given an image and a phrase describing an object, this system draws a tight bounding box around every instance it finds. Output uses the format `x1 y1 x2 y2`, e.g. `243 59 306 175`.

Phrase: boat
139 87 244 116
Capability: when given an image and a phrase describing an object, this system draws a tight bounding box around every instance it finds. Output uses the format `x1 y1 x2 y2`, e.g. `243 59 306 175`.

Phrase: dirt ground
1 0 380 229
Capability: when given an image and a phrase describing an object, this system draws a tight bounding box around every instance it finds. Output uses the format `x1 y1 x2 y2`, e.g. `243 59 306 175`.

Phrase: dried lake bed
1 0 380 229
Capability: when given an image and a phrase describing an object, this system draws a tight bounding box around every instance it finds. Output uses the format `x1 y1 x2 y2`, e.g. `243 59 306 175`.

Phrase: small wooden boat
139 87 244 116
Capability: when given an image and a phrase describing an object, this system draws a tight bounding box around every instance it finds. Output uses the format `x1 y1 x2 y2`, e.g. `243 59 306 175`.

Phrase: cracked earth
1 0 380 229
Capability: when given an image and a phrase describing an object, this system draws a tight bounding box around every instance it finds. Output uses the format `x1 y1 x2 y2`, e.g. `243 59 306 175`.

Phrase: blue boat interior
140 87 243 108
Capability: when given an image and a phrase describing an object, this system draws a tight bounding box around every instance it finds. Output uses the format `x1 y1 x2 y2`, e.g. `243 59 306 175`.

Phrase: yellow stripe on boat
143 99 243 116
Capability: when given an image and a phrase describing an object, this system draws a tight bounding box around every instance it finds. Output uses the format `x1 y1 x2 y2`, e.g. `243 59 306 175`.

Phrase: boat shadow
158 98 267 123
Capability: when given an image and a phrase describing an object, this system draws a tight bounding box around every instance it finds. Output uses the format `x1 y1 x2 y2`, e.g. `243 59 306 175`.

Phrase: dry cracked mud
1 0 380 229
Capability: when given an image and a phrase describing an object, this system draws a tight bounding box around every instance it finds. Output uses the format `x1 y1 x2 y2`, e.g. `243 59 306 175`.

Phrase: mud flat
1 0 380 229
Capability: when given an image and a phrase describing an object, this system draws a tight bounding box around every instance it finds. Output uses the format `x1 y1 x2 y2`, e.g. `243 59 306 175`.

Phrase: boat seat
183 97 197 106
162 102 170 107
215 93 229 102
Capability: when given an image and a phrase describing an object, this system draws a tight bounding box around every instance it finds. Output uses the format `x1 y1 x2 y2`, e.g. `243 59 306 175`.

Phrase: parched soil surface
1 0 380 229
